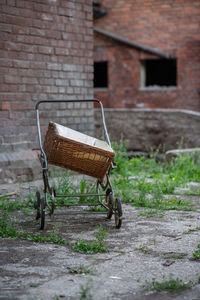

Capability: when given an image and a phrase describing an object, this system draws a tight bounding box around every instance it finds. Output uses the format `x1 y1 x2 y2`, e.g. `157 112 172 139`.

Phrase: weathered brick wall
94 0 200 111
0 0 94 154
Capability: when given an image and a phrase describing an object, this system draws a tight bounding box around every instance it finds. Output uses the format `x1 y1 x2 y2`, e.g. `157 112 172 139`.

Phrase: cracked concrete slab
0 193 200 300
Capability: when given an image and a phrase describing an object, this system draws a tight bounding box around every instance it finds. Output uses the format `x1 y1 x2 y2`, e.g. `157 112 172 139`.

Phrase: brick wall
94 0 200 111
0 0 94 154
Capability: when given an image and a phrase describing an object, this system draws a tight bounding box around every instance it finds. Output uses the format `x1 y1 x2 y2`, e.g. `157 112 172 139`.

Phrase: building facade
0 0 93 182
94 0 200 111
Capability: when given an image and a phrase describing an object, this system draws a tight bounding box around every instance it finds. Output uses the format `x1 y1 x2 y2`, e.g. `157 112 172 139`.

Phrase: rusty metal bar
55 193 106 198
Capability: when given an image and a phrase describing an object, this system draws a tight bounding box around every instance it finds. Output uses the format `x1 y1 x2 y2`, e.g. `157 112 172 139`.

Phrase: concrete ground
0 179 200 300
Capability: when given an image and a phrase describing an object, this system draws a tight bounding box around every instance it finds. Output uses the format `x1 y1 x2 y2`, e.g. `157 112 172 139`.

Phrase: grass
134 245 154 255
0 139 199 245
72 225 108 254
69 265 93 275
142 275 196 291
111 140 199 211
192 244 200 260
162 252 187 260
0 193 34 212
0 210 69 245
138 209 164 218
80 280 92 300
184 226 200 234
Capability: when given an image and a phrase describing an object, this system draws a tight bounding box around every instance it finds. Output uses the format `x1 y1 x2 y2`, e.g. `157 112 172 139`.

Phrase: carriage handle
35 99 112 170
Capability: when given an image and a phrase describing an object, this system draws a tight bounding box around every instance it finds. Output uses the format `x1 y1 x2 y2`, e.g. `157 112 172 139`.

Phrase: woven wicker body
43 122 115 181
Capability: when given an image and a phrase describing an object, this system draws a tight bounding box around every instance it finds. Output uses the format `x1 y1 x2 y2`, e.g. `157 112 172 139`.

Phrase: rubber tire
40 197 45 230
107 194 114 219
34 191 40 209
115 198 122 229
35 191 41 220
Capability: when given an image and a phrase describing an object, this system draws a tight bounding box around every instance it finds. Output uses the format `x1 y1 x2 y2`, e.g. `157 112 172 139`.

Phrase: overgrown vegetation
111 140 199 211
0 139 199 246
0 209 69 245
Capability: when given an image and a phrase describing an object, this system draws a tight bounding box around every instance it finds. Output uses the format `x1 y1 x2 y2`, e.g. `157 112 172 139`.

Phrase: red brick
1 102 11 111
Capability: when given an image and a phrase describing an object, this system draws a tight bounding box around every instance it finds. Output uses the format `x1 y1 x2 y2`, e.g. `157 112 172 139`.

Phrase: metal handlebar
35 99 112 170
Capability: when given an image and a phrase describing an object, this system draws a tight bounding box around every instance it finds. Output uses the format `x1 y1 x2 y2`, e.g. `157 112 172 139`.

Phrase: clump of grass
80 280 92 300
69 265 93 275
184 226 200 234
0 210 69 245
134 245 154 255
26 232 69 245
88 206 106 213
0 210 21 238
29 283 40 288
192 244 200 260
138 209 164 218
162 252 187 260
72 225 108 254
143 275 195 291
0 194 34 212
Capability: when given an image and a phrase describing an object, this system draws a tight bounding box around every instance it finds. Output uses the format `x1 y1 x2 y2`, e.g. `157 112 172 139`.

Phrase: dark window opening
141 59 177 87
94 61 108 88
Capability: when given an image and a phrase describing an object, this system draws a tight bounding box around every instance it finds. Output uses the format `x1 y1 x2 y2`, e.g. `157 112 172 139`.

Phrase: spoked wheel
106 193 114 219
114 198 122 229
34 191 41 220
34 191 45 230
40 197 45 230
49 188 55 216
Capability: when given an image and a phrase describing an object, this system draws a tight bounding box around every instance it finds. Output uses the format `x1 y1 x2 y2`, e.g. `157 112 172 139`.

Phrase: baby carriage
34 99 123 229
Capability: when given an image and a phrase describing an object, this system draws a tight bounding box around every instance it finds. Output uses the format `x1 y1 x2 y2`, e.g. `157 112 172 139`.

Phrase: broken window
94 61 108 88
140 59 177 88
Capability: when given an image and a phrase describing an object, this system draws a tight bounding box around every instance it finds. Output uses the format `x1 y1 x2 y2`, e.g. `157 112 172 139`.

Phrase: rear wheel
115 198 122 229
34 191 41 220
107 193 114 219
40 197 45 230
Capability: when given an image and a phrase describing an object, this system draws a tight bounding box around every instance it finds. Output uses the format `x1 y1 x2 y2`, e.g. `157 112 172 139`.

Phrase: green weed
80 280 92 300
143 275 195 291
112 142 199 212
192 244 200 260
162 252 187 260
69 265 93 275
0 210 69 245
184 226 200 234
134 245 154 255
26 232 69 245
72 225 108 254
0 210 21 238
29 283 40 288
0 194 34 212
138 209 164 218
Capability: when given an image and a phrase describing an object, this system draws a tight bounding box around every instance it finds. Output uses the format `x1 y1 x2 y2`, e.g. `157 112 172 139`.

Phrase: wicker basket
43 122 115 181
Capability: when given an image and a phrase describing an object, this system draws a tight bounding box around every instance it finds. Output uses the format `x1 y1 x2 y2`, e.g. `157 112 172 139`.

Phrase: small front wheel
34 191 41 220
107 193 114 219
115 198 122 229
40 197 45 230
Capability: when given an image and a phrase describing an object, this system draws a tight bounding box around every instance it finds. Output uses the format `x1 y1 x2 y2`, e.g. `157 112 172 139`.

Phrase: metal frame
35 99 122 229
